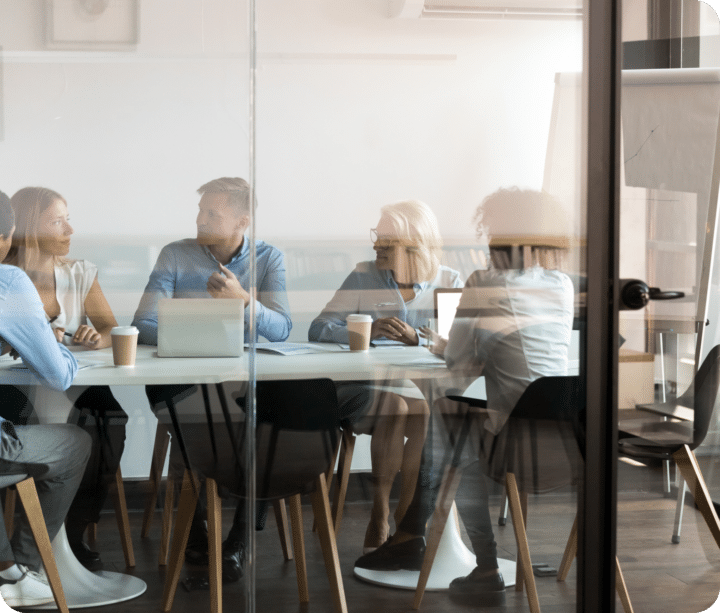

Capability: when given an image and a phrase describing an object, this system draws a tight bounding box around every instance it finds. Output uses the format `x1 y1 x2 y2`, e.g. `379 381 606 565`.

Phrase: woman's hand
371 317 419 345
70 325 101 349
419 326 447 357
52 327 65 343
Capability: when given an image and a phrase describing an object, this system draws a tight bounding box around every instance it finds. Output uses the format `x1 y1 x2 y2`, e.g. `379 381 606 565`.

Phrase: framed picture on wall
45 0 140 50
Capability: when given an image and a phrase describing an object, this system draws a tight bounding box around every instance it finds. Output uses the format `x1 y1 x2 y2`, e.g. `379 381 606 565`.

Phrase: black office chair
159 378 348 613
617 344 720 549
413 376 634 613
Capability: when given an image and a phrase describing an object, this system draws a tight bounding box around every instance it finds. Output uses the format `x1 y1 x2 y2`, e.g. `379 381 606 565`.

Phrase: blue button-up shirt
0 264 78 395
308 260 462 345
132 238 292 345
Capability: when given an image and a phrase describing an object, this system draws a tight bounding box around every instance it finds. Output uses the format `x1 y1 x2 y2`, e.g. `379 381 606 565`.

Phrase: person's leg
64 386 127 568
394 401 430 527
8 424 91 570
359 394 409 551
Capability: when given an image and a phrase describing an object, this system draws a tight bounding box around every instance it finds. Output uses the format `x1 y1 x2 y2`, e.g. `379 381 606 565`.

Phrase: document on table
6 357 106 371
251 342 345 355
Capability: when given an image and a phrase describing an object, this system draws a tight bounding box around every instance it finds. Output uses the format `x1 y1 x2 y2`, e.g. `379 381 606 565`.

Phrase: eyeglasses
370 228 419 252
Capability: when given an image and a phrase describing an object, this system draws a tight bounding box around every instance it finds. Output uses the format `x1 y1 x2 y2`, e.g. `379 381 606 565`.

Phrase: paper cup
111 326 139 367
347 314 372 351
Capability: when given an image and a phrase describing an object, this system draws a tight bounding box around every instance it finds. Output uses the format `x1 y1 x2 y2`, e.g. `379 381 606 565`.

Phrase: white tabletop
0 344 450 386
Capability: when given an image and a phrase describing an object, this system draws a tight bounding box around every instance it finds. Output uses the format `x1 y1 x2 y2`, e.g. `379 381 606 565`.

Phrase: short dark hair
0 191 14 238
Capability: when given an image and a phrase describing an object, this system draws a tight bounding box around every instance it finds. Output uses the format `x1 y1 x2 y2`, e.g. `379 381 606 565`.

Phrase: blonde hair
473 188 569 272
379 200 443 283
197 177 255 215
6 187 68 272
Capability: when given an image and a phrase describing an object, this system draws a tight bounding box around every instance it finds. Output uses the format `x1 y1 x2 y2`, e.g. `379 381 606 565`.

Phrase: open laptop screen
433 288 463 339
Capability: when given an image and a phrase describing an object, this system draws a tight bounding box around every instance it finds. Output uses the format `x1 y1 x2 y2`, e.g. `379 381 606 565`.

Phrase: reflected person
357 188 575 606
4 186 127 571
131 177 291 583
309 200 462 553
0 190 91 607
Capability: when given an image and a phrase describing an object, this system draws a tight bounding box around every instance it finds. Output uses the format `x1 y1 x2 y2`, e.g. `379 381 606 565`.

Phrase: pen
63 331 97 345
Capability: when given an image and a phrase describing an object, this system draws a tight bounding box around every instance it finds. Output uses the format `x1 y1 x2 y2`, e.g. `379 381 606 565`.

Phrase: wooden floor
31 462 720 613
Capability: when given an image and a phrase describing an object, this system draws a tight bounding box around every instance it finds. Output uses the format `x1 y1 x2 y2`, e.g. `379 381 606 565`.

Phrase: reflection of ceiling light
77 0 111 17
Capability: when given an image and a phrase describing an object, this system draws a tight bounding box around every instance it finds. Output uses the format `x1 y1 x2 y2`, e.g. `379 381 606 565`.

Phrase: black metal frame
582 0 622 610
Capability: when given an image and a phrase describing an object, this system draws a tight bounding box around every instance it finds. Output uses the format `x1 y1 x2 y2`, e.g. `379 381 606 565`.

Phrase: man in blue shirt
0 191 91 608
132 178 291 584
132 177 291 344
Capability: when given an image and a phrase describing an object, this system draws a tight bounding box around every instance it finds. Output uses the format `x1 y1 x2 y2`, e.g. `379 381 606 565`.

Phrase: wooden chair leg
313 433 344 534
273 499 293 560
4 486 16 539
557 514 578 581
162 470 200 613
412 464 464 610
289 494 309 604
557 515 634 613
207 479 222 613
142 423 171 538
515 490 529 592
615 556 634 613
113 466 135 567
311 475 348 613
87 522 97 542
506 473 541 613
332 429 356 535
673 445 720 548
159 473 176 566
15 478 69 613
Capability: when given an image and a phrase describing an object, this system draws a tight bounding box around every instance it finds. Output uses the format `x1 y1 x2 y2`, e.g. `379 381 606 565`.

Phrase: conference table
0 342 506 607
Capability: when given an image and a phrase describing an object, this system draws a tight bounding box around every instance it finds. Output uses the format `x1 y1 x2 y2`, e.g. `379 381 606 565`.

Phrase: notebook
157 298 244 357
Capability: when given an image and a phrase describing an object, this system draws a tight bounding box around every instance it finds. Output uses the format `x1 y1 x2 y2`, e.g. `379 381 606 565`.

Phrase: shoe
221 539 246 583
449 568 506 606
69 540 103 572
354 536 426 571
0 565 55 607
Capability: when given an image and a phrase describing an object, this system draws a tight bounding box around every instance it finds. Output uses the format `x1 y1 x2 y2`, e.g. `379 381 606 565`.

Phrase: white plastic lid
346 314 372 323
111 326 139 335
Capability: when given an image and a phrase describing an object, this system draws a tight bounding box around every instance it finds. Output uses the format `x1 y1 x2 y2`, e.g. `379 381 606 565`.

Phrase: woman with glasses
4 186 126 571
309 200 462 554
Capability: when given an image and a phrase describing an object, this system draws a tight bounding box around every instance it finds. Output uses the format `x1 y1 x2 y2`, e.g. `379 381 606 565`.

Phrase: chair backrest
170 379 341 501
681 344 720 449
484 375 584 495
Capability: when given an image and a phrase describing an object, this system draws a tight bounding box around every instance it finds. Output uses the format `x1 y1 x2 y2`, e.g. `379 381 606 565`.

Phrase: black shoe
354 536 426 571
221 539 246 583
449 568 506 606
69 540 103 572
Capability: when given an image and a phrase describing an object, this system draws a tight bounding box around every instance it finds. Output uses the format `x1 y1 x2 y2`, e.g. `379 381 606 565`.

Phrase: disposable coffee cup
347 314 372 351
111 326 139 367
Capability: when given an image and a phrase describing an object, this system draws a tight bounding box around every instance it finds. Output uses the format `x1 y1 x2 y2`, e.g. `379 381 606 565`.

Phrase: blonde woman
309 200 462 553
5 187 126 571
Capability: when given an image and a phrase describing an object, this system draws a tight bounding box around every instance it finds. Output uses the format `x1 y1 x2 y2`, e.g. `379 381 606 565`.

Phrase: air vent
390 0 582 19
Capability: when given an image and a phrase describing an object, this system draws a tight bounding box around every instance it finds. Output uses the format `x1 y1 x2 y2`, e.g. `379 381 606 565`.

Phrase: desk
0 344 495 604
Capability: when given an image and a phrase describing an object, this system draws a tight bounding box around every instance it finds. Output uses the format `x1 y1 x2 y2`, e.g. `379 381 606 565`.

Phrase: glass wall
16 1 720 612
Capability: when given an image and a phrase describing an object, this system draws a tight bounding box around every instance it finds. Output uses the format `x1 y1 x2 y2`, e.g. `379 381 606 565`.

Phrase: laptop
433 288 463 339
157 298 244 357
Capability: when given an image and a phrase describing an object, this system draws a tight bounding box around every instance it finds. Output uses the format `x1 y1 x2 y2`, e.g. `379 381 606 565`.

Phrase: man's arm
132 246 176 345
0 270 77 390
255 249 292 342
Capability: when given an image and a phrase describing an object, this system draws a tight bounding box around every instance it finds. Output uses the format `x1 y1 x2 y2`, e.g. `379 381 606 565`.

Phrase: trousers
0 424 91 568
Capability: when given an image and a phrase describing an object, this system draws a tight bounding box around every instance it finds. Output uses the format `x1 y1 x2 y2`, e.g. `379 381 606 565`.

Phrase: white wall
1 0 583 478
